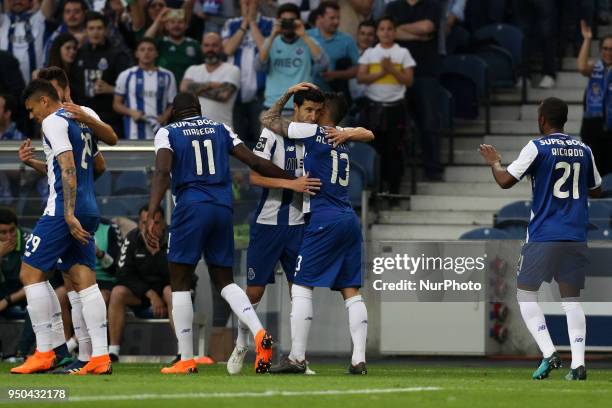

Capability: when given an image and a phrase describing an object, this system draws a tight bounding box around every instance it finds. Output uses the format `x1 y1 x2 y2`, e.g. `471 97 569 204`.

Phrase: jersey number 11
192 140 216 175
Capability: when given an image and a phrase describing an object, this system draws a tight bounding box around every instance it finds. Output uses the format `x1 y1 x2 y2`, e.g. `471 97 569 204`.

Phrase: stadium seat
97 198 129 219
588 228 612 240
473 24 523 67
588 200 612 229
440 54 489 124
495 220 528 239
601 173 612 197
348 141 378 188
113 170 149 195
488 0 506 23
459 227 511 240
494 200 532 225
446 25 471 55
94 171 112 196
473 45 515 88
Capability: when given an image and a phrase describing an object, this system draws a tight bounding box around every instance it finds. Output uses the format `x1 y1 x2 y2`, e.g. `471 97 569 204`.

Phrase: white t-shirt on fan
358 43 416 103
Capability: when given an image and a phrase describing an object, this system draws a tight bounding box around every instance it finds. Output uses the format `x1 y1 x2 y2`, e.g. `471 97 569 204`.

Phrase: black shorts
96 280 115 292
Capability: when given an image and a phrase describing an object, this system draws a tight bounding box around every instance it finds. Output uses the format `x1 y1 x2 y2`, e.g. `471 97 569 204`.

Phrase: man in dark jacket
107 205 170 361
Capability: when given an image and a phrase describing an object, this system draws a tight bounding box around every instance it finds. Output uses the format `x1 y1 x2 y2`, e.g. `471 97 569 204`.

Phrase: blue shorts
246 223 304 286
23 215 99 272
293 212 363 290
168 202 234 267
517 242 589 290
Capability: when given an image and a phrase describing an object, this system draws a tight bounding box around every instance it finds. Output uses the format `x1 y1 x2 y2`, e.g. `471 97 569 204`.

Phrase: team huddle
10 68 372 375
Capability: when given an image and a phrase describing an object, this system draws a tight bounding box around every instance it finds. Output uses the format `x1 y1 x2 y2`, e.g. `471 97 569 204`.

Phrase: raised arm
63 103 119 146
18 139 47 176
577 20 595 77
260 82 313 137
479 144 519 189
324 126 375 147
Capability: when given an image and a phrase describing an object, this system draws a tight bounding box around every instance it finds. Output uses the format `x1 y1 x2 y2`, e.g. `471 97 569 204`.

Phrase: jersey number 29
192 140 216 175
80 131 93 170
553 161 580 199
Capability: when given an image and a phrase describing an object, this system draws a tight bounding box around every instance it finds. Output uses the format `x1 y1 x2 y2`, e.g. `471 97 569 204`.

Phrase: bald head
202 32 223 65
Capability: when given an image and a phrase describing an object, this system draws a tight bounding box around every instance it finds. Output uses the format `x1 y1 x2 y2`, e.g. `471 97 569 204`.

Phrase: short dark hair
376 16 396 29
37 66 70 89
0 93 17 116
317 1 340 15
136 37 158 50
139 205 164 217
358 20 376 31
22 79 60 102
600 34 612 49
324 92 349 125
85 10 107 27
538 97 568 129
64 0 87 11
0 207 18 226
277 3 300 19
294 87 325 107
172 92 201 120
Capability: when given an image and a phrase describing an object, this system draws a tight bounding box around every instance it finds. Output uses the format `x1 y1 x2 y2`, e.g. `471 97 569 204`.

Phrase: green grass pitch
1 362 611 407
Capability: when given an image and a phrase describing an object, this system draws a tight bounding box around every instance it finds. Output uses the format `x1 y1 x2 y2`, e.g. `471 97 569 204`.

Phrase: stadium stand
459 227 511 240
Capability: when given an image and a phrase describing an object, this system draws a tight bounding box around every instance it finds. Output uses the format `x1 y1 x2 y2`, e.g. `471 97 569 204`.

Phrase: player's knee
110 285 131 304
246 286 265 304
19 263 45 286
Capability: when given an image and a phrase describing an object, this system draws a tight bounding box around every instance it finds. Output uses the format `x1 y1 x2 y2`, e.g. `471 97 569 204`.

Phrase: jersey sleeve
507 141 539 180
42 115 72 156
253 128 277 160
224 124 243 152
288 122 318 140
587 146 603 189
401 49 417 69
154 128 172 153
114 69 129 97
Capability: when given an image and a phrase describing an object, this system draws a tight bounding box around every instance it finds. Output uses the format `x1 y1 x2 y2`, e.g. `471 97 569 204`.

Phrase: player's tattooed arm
260 82 316 137
146 149 172 248
57 151 91 245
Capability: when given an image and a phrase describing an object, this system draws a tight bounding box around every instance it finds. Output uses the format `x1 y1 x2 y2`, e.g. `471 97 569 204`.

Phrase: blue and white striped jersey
41 107 99 218
252 128 305 226
115 66 177 140
507 133 602 242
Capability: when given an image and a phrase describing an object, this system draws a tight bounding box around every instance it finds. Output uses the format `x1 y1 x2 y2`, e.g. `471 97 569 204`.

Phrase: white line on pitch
67 387 442 402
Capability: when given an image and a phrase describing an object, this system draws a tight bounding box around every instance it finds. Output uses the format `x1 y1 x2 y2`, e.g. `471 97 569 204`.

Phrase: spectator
72 11 133 138
107 206 172 362
93 218 123 305
43 0 88 66
193 0 237 34
438 0 466 55
357 16 414 196
222 0 274 145
517 0 557 89
0 94 25 141
577 21 612 176
0 51 26 130
338 0 373 39
386 0 444 181
307 1 360 96
277 0 321 22
45 33 78 83
113 38 177 139
349 20 376 101
258 3 328 111
144 7 203 84
0 0 57 83
181 32 241 128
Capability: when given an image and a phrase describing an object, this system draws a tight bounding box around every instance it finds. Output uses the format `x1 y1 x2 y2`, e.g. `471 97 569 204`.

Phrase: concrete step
371 223 478 241
444 165 494 182
378 210 495 226
410 195 527 211
555 71 588 88
453 149 523 165
455 120 581 135
492 88 583 104
416 181 531 197
520 103 583 121
561 57 578 71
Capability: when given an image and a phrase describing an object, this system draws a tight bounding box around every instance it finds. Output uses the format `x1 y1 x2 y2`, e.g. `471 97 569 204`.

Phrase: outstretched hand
479 144 502 166
18 139 35 164
289 172 322 195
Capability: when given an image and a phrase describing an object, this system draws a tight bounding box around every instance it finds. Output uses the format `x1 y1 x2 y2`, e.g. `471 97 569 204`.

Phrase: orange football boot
73 354 112 375
254 329 273 373
195 356 215 365
10 350 56 374
161 359 198 374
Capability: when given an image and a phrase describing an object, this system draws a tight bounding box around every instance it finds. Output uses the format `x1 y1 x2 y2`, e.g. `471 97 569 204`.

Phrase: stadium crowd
0 0 611 363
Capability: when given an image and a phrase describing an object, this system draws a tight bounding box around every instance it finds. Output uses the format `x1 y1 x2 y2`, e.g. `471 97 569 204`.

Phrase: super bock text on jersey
284 123 363 290
23 108 101 272
154 116 242 267
247 129 305 286
508 133 602 290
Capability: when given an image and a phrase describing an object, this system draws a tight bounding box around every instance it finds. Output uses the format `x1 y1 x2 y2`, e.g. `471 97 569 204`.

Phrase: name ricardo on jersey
538 138 588 158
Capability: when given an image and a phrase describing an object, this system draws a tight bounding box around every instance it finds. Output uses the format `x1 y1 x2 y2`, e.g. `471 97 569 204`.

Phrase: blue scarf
585 59 612 129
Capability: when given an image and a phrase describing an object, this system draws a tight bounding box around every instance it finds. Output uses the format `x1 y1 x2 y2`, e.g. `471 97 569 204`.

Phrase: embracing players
260 83 374 374
479 97 601 381
11 79 113 375
146 93 319 374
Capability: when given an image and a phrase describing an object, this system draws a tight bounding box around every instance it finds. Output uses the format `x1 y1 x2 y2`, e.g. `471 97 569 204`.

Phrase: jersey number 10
553 161 580 199
192 140 216 175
